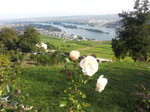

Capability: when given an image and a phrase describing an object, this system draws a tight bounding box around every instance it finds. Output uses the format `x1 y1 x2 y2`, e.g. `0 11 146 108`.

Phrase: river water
37 22 116 41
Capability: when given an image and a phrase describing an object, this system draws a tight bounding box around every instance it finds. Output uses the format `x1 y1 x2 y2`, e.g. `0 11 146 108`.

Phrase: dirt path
79 47 93 50
21 55 37 68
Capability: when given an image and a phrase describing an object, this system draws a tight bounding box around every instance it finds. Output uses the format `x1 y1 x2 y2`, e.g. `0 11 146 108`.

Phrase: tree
19 27 41 53
0 28 18 50
112 0 150 62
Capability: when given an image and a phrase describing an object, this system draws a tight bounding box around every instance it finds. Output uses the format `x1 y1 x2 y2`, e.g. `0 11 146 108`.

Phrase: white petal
80 56 99 77
96 75 108 93
80 59 85 68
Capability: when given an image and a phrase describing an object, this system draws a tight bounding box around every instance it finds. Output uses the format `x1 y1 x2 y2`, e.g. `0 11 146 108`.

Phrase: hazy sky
0 0 135 19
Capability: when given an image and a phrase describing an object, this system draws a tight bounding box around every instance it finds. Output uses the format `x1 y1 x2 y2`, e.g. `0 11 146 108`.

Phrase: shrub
38 47 46 53
134 86 150 112
0 54 10 67
35 51 65 66
19 55 24 63
51 51 65 65
59 50 108 112
7 50 21 62
0 56 34 111
30 54 38 61
37 55 51 66
66 45 70 47
11 55 18 62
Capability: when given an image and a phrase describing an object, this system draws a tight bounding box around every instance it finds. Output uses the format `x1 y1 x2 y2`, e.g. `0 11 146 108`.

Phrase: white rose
96 75 108 93
80 56 98 76
70 50 80 60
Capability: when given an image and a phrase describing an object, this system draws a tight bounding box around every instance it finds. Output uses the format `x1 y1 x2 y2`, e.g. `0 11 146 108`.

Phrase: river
37 22 116 41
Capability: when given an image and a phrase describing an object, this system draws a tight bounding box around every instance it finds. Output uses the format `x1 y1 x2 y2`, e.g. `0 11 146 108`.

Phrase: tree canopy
112 0 150 62
19 27 41 53
0 28 18 50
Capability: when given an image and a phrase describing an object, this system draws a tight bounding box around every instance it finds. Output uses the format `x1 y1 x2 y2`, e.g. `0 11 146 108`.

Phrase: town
0 23 98 41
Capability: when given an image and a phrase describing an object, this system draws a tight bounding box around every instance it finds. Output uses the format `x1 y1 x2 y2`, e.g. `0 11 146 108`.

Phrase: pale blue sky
0 0 135 19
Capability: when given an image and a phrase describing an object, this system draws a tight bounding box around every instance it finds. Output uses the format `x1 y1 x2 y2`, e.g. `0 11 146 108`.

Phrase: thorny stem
68 84 78 112
69 107 72 112
75 84 78 95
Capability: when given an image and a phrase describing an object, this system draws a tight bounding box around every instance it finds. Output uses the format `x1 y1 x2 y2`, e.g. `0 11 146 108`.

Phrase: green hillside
11 35 150 111
40 35 113 59
15 62 150 112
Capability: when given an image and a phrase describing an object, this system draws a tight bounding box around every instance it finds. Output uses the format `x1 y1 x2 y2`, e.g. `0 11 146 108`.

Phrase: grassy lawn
15 62 150 112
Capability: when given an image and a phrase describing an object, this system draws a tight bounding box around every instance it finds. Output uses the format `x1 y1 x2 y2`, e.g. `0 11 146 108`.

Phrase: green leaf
80 92 83 95
74 100 78 103
82 103 90 107
69 97 75 102
82 80 84 83
59 101 67 108
68 87 72 90
0 90 2 96
77 104 82 110
82 94 87 99
64 89 67 93
81 111 85 112
1 109 6 112
72 80 75 83
65 58 70 63
84 80 88 84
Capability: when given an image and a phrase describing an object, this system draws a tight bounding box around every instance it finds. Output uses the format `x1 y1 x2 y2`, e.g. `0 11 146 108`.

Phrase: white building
36 42 47 50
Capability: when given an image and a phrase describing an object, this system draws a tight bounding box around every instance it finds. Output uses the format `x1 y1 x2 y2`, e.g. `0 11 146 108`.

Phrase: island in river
60 24 109 34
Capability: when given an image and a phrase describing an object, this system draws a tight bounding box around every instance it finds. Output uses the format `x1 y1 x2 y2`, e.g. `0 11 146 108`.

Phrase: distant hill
103 20 121 28
0 14 121 28
0 14 120 22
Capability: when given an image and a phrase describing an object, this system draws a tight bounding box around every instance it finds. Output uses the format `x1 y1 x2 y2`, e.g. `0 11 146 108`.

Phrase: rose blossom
70 50 80 60
80 56 98 76
96 75 108 93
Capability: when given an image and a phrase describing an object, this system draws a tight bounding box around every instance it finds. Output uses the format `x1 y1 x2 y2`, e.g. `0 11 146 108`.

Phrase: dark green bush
35 51 65 66
50 51 65 65
30 54 38 61
11 55 18 62
8 50 20 62
37 55 51 66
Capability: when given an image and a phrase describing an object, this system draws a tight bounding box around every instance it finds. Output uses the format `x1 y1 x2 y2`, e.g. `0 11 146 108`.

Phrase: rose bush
60 50 108 112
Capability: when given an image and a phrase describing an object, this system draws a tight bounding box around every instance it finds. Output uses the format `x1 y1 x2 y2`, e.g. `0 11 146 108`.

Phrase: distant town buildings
35 28 90 41
0 23 99 41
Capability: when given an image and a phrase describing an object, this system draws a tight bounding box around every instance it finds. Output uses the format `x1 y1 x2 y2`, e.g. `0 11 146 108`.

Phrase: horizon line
0 13 119 21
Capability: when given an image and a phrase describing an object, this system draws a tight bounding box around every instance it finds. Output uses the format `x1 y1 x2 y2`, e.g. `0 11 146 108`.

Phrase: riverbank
36 22 116 41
